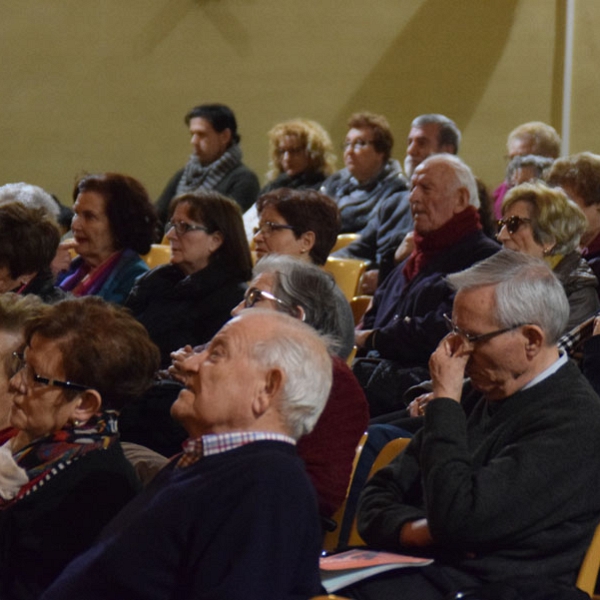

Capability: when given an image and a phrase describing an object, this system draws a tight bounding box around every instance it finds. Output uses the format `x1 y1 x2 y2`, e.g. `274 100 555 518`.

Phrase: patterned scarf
176 144 243 195
0 411 120 509
402 206 482 282
58 250 123 296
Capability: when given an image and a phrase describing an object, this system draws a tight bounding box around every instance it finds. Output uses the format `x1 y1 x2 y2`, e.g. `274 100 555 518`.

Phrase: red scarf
403 206 482 282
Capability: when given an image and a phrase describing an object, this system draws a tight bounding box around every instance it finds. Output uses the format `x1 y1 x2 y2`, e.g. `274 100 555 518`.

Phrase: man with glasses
353 154 498 416
321 111 408 234
334 113 461 288
344 250 600 600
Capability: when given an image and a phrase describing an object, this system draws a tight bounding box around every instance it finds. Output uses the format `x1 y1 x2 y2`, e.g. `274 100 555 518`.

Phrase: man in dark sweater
155 103 259 224
353 154 499 415
345 251 600 600
42 310 332 600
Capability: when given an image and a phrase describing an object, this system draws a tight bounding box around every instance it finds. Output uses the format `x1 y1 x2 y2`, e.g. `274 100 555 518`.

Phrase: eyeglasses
496 215 531 235
166 220 209 236
342 140 374 151
276 146 305 156
253 221 296 237
443 314 527 344
11 352 90 392
244 288 291 310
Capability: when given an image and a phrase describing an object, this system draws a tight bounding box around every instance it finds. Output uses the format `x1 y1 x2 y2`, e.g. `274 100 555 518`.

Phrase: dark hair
347 112 394 162
25 297 160 409
73 173 158 255
184 104 240 144
169 191 253 280
0 203 60 278
256 189 341 265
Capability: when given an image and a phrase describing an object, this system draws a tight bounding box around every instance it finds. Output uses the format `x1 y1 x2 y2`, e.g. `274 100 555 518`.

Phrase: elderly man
155 103 259 223
353 154 498 416
344 251 600 600
321 111 408 234
42 310 332 600
335 114 460 287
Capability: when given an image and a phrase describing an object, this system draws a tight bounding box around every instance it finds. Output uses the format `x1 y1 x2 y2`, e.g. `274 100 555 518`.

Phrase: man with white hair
43 310 332 600
347 251 600 600
354 154 498 416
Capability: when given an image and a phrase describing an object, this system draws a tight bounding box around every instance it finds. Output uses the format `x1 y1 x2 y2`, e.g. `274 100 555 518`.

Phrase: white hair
420 154 480 208
0 182 59 221
244 310 332 439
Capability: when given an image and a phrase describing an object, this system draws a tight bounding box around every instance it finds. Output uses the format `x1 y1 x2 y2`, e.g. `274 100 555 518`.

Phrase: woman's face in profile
71 191 117 267
497 200 546 259
0 330 24 429
277 135 311 178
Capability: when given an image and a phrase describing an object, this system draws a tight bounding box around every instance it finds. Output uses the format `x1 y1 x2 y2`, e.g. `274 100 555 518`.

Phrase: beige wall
0 0 598 205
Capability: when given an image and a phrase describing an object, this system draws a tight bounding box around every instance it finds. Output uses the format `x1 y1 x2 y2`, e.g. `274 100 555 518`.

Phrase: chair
346 437 412 548
576 522 600 596
312 596 352 600
331 233 360 254
142 244 171 269
324 257 369 301
322 432 368 553
346 346 357 367
350 295 372 326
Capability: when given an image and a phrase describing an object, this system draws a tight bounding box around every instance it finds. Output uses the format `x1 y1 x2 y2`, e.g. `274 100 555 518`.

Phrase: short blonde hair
507 121 561 159
502 181 587 255
266 119 336 182
546 152 600 207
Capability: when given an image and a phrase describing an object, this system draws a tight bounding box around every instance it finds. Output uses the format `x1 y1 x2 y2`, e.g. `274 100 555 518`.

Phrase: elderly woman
498 181 599 329
253 188 355 358
0 203 65 303
56 173 158 304
547 152 600 288
125 191 252 368
0 297 159 598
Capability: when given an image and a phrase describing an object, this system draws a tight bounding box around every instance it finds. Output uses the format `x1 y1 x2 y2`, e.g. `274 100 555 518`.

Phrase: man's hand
394 231 415 264
167 345 195 383
408 392 434 417
399 519 433 547
355 329 373 349
360 270 379 295
429 333 471 402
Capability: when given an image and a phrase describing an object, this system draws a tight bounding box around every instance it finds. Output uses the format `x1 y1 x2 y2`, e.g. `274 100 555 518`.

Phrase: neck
84 249 118 269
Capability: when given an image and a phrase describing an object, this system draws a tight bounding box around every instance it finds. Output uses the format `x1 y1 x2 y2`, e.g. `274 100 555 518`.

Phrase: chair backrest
350 295 372 326
346 437 411 548
142 244 171 269
322 432 368 553
576 522 600 595
331 233 361 254
324 257 369 301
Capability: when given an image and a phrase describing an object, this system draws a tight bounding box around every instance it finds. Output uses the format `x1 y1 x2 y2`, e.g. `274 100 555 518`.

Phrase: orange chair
142 244 171 269
324 257 369 301
331 233 360 254
576 522 600 596
350 295 372 326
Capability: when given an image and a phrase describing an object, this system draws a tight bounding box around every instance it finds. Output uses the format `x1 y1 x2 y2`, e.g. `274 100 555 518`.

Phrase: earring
72 420 82 427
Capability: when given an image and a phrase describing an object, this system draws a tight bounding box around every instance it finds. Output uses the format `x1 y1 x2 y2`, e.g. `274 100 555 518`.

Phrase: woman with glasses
498 181 599 329
252 188 354 359
0 297 159 598
56 173 158 305
125 191 252 368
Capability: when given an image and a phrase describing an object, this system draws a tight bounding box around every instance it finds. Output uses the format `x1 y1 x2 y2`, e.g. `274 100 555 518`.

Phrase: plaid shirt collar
176 431 295 469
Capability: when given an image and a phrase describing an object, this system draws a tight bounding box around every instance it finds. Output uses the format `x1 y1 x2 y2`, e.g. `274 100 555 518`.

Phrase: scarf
403 206 482 282
176 144 243 195
59 250 123 296
0 411 119 509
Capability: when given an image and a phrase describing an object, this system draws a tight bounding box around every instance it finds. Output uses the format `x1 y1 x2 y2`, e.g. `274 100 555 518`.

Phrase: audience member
56 173 158 305
345 251 600 600
0 203 65 303
0 183 60 221
335 113 460 288
353 154 498 416
493 121 561 217
126 191 252 368
0 297 159 599
506 153 554 187
42 310 331 600
155 103 259 223
498 181 599 329
254 188 355 358
547 151 600 286
321 111 408 233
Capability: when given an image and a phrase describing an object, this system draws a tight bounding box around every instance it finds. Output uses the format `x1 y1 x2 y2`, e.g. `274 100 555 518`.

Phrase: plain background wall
0 0 599 205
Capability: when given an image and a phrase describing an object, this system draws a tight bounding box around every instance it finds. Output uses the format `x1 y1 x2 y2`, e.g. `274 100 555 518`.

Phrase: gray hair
0 182 59 221
411 114 461 154
244 310 332 439
447 250 569 343
253 254 342 354
420 154 480 208
506 154 554 182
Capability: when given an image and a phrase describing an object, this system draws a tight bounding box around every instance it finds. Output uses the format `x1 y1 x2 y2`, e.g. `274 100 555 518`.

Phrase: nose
231 299 245 317
407 139 419 156
9 370 26 395
166 224 177 241
253 228 265 243
496 223 510 243
182 351 203 375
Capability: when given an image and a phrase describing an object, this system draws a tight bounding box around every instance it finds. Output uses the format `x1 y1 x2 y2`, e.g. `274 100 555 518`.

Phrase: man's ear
219 128 233 147
71 389 102 424
252 368 284 417
454 186 471 212
521 324 545 358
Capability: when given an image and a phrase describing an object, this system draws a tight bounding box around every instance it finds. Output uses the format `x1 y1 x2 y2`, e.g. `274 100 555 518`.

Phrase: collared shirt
522 351 568 391
176 431 296 469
